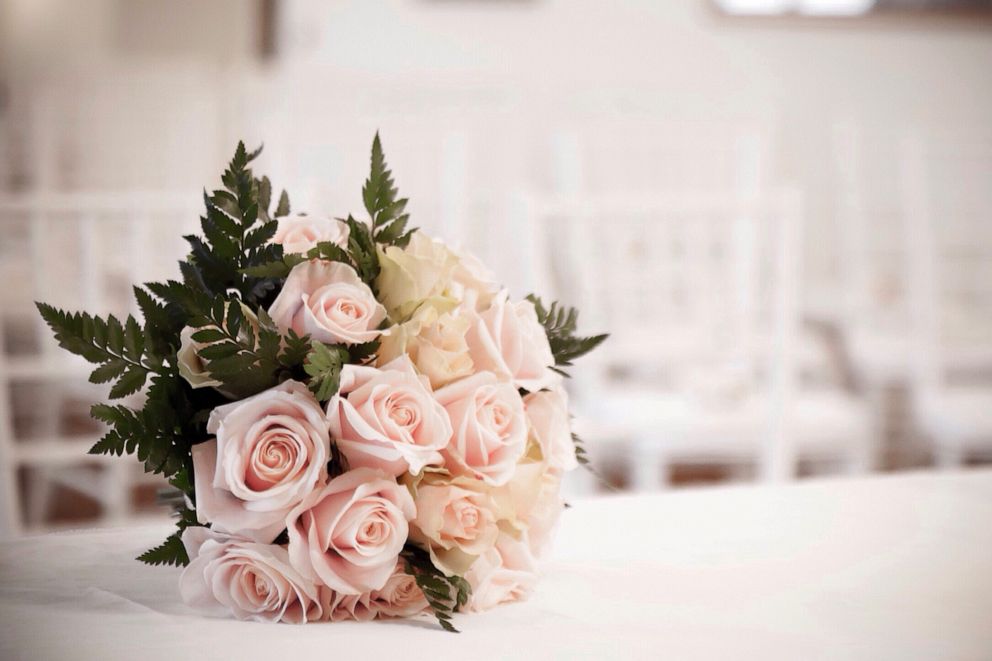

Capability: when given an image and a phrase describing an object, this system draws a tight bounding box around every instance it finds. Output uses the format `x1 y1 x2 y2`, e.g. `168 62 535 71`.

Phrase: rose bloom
465 290 556 392
270 214 349 256
410 476 500 576
192 380 329 542
179 527 323 624
376 231 459 321
323 560 428 622
177 301 259 391
286 468 415 595
449 245 500 312
377 305 474 389
463 532 538 613
524 386 579 473
435 371 528 486
327 355 453 476
268 260 386 345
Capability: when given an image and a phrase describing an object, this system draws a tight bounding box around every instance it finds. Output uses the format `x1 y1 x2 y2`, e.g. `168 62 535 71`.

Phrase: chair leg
630 438 664 492
935 445 965 470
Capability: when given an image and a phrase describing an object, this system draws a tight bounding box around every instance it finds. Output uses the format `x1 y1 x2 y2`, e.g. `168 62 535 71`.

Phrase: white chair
0 191 199 537
899 131 992 468
528 189 873 491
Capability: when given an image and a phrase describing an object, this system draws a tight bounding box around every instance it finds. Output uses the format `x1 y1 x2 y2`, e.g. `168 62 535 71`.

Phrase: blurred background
0 0 990 536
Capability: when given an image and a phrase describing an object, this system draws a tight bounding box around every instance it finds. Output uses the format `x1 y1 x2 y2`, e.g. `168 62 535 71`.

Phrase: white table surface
2 470 991 661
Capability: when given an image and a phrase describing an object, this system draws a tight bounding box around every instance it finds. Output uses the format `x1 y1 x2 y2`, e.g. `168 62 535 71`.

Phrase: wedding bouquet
37 135 605 630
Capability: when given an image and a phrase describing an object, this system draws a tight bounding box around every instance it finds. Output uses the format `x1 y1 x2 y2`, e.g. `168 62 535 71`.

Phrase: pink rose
524 386 578 473
271 214 349 256
323 560 428 621
410 477 499 576
435 371 527 486
465 290 556 392
193 381 329 542
179 527 322 624
327 355 453 476
286 468 415 595
463 532 537 613
268 260 386 345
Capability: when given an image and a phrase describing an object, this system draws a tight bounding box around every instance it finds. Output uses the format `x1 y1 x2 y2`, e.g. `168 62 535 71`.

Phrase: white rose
449 245 500 312
376 231 459 321
268 260 386 345
179 527 323 624
177 301 259 391
192 380 329 542
465 290 556 392
377 305 474 389
434 371 528 486
271 214 349 256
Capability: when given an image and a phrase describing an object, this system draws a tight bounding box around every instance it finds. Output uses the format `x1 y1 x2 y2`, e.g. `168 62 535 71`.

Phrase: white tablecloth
2 470 991 661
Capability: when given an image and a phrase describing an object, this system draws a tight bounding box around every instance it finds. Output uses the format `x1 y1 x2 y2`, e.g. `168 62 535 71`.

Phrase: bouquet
37 134 605 630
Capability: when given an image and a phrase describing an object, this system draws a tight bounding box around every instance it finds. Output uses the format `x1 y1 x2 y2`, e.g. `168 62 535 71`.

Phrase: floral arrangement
37 135 605 630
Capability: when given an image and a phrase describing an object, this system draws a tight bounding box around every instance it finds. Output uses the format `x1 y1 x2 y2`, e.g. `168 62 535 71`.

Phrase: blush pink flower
286 468 415 595
322 560 428 621
268 260 386 345
524 386 579 473
193 380 329 542
464 290 556 392
463 532 538 613
270 214 349 256
434 371 527 486
327 355 453 476
179 527 323 624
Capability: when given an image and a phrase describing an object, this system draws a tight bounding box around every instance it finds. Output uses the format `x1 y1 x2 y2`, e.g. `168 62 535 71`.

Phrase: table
2 470 991 660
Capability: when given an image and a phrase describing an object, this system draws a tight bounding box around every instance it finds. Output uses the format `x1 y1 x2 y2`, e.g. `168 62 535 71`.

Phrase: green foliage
184 141 289 307
401 545 471 633
243 221 381 293
89 372 206 480
572 432 591 467
303 339 380 402
137 506 201 567
526 295 608 377
304 341 350 402
36 303 159 399
363 132 415 248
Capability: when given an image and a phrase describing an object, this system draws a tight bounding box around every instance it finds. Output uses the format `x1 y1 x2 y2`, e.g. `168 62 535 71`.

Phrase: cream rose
449 246 500 312
524 386 579 473
463 532 538 613
465 290 556 392
327 355 453 476
435 371 528 486
286 468 415 595
268 260 386 345
179 527 323 624
410 475 500 576
377 305 474 389
376 231 459 321
177 301 260 391
193 380 329 542
271 214 349 255
523 470 566 558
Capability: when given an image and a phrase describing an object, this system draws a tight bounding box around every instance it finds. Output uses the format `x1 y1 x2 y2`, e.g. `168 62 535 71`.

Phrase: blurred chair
0 191 198 537
527 189 873 491
900 131 992 468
